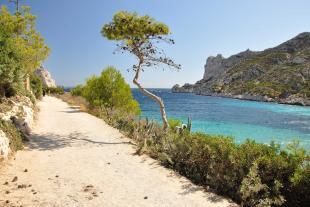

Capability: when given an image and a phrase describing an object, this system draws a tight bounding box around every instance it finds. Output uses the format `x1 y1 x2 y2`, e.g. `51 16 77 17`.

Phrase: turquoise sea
132 89 310 150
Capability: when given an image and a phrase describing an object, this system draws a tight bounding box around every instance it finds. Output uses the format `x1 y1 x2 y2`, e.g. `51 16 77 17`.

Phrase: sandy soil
0 96 236 207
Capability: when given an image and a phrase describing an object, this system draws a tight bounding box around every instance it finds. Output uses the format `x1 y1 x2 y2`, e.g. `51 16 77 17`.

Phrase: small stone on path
18 184 27 189
12 176 18 182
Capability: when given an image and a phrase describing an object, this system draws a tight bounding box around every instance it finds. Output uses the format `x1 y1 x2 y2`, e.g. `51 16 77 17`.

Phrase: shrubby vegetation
223 50 310 99
60 90 309 207
44 86 65 95
115 121 309 207
0 6 49 98
70 66 140 119
0 120 24 152
70 84 83 96
0 4 49 156
30 73 43 99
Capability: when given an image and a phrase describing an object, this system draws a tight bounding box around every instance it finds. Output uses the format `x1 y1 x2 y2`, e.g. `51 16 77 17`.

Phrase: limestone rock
0 96 34 157
35 66 56 88
172 32 310 106
171 84 194 93
203 50 258 81
292 57 306 64
0 130 10 159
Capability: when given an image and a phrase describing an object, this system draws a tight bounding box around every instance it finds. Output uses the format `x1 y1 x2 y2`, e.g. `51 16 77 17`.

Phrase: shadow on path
27 131 135 151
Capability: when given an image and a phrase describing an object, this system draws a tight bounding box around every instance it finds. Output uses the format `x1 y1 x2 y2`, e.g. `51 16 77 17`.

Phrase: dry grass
55 93 89 112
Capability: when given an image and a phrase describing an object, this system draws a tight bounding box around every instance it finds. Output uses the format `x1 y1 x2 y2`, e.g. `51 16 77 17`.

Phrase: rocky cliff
172 32 310 106
0 96 34 159
35 66 57 88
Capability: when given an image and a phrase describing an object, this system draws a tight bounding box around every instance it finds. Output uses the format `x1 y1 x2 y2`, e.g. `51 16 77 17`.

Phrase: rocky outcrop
0 96 34 159
0 130 10 158
172 84 194 93
203 50 259 81
35 66 56 88
172 32 310 106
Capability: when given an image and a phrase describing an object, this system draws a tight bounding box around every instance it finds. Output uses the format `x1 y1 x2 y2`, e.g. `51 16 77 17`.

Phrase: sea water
132 89 310 150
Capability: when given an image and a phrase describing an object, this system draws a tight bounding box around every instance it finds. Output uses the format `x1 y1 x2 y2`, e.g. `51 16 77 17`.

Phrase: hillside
172 32 310 105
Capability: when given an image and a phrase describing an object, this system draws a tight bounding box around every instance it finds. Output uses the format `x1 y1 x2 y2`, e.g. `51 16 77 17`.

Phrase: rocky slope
35 66 57 88
0 96 34 159
172 32 310 106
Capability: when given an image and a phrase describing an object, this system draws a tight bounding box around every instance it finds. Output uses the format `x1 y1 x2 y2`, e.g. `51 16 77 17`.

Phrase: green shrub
0 120 24 151
156 134 309 207
0 82 18 98
0 6 49 99
44 86 65 95
30 73 43 99
168 119 181 130
240 162 285 207
82 66 140 117
127 126 309 207
25 90 36 104
70 84 84 96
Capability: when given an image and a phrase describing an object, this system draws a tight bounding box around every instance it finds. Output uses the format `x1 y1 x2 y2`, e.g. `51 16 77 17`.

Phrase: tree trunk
25 74 31 91
133 67 169 131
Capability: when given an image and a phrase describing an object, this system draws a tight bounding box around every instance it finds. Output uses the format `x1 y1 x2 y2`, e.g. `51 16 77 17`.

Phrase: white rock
0 130 10 159
35 66 56 88
1 96 34 145
292 57 306 64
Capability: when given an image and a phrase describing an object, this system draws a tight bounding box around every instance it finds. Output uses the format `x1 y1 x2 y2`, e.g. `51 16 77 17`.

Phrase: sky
1 0 310 88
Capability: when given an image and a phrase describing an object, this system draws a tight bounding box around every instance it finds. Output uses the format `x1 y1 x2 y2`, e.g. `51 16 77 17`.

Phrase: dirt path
0 96 236 207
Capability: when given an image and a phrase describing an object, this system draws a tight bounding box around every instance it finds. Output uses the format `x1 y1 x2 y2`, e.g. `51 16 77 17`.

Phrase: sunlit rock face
0 96 34 159
203 50 258 81
35 66 56 88
172 32 310 106
0 130 10 159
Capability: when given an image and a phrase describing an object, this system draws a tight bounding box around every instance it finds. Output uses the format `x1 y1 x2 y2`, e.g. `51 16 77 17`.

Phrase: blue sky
1 0 310 88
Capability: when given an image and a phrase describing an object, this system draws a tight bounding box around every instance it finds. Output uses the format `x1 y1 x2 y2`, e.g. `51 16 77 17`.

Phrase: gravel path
0 96 236 207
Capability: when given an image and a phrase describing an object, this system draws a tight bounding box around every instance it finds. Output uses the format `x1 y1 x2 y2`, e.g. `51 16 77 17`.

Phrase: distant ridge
172 32 310 106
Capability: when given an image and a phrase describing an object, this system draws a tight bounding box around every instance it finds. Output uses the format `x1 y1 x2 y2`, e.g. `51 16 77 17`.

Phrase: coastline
171 89 310 107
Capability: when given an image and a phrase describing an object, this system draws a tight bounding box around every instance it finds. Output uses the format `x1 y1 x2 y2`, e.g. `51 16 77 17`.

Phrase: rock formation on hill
0 96 34 159
35 66 56 88
172 32 310 106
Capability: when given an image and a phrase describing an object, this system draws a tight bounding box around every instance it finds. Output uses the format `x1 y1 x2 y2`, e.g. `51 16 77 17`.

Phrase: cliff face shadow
27 131 134 151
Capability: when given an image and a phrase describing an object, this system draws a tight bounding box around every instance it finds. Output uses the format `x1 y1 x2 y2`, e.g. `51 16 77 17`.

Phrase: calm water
132 89 310 150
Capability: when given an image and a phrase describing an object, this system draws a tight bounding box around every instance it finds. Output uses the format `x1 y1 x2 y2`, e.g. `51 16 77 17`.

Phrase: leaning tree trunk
133 66 169 131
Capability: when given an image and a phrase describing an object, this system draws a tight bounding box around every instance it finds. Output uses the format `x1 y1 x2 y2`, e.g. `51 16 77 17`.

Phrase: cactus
187 117 192 132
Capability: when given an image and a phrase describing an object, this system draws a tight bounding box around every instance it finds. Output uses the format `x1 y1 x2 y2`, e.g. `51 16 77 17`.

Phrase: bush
168 119 182 130
0 82 18 98
0 6 49 99
121 121 309 207
81 66 140 118
0 120 24 152
70 84 84 96
154 133 309 207
44 86 65 95
25 90 36 104
30 73 43 99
